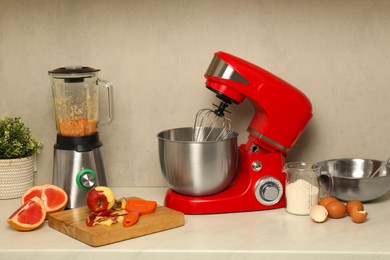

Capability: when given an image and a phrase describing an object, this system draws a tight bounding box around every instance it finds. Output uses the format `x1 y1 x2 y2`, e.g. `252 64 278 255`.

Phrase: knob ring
254 177 283 206
76 168 97 190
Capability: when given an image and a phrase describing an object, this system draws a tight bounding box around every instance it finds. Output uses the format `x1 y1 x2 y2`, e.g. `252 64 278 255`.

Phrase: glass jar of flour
283 162 333 215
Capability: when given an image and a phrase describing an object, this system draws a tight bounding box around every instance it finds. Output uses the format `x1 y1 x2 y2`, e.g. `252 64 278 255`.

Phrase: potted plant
0 116 43 199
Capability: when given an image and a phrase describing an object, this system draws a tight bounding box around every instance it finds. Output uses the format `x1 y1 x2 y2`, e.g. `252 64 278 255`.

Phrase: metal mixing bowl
157 127 238 196
316 158 390 202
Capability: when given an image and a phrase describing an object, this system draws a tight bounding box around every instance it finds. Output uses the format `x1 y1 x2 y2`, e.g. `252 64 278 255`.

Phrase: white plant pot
0 156 36 199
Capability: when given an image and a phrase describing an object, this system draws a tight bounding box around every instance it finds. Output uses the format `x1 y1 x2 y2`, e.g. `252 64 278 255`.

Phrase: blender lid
48 66 100 79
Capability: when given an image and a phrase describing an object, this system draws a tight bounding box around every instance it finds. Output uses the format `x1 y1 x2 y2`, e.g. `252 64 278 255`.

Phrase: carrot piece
125 199 157 215
123 211 139 227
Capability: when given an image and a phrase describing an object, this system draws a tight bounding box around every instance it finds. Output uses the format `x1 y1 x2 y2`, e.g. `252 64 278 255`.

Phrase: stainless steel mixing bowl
157 127 238 196
316 158 390 202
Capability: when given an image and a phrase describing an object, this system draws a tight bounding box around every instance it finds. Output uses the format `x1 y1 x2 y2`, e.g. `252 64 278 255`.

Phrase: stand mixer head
204 51 312 154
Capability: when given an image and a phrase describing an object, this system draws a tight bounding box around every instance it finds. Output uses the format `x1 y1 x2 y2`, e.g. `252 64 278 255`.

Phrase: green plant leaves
0 116 43 159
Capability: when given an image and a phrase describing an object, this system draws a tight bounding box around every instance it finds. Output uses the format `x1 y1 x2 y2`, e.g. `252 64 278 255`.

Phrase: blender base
53 132 108 209
164 150 286 214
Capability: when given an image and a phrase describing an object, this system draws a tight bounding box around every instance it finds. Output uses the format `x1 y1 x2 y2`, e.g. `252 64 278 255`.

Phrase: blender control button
76 168 97 190
254 177 283 206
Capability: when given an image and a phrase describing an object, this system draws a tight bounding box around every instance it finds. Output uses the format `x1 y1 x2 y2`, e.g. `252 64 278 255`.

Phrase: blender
49 67 113 209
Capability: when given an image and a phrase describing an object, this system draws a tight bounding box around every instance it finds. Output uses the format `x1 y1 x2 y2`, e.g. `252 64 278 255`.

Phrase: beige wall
1 0 390 187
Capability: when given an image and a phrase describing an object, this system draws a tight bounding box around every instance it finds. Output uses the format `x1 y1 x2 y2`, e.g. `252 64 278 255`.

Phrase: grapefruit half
7 196 46 231
21 184 68 216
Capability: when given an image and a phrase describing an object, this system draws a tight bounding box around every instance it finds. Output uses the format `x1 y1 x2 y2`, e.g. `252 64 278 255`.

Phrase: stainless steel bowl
157 127 238 196
316 158 390 202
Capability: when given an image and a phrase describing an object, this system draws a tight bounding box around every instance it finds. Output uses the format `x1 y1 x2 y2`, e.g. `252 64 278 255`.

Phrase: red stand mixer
164 51 312 214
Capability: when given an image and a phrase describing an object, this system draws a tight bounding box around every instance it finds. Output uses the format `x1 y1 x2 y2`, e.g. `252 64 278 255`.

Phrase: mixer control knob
254 177 283 206
76 168 97 190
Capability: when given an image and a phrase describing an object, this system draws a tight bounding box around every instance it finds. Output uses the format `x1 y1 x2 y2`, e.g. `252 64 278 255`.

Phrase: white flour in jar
285 179 319 215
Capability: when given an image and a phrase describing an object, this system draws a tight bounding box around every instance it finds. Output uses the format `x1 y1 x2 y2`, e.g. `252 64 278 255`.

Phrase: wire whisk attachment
193 102 234 142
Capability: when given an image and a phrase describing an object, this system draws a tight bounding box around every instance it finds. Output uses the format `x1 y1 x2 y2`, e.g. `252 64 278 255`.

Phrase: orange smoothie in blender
58 118 97 136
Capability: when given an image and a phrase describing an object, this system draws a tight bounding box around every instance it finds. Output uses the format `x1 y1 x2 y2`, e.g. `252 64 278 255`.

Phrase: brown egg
346 200 364 215
319 196 338 207
310 205 328 223
349 207 368 223
325 200 347 218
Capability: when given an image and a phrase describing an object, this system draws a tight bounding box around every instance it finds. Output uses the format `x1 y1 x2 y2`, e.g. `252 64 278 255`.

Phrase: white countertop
2 187 390 260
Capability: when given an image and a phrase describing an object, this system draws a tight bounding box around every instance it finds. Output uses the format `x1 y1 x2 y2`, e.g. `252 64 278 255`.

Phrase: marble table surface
1 187 390 260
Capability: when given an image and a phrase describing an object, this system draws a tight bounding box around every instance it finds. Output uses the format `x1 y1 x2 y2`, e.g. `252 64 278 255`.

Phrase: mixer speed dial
254 177 283 206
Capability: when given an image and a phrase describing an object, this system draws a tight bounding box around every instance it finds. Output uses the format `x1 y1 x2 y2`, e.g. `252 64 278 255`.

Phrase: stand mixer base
164 150 286 214
164 187 285 214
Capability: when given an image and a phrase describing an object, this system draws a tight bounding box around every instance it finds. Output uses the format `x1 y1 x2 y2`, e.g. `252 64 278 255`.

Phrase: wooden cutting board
48 197 185 247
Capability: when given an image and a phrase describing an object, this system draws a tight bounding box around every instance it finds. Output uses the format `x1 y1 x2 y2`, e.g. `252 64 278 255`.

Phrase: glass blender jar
49 66 113 208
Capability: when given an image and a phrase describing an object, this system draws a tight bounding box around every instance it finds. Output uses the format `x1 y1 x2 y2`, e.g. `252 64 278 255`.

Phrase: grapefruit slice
21 184 68 216
7 196 46 231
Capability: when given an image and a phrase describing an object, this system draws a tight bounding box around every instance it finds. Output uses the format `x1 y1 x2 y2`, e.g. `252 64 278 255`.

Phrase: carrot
123 211 140 227
125 199 157 215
